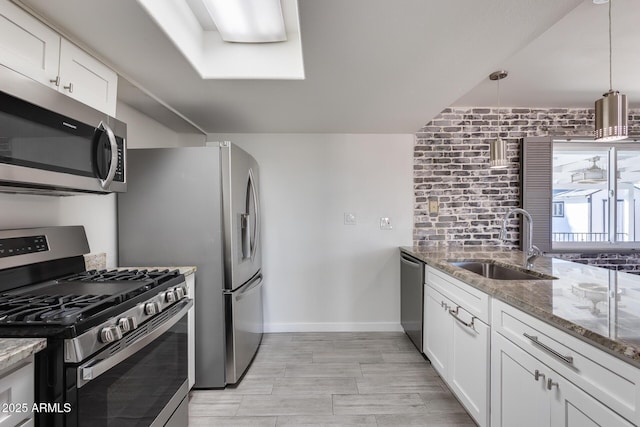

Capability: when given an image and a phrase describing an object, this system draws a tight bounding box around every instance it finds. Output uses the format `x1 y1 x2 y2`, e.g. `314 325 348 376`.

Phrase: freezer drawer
225 273 264 384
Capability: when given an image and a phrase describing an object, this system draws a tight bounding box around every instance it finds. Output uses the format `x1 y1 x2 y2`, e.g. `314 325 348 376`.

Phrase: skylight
137 0 304 79
202 0 287 43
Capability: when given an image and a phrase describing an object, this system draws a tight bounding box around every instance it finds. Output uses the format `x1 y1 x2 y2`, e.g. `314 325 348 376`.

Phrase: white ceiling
19 0 636 134
455 0 640 111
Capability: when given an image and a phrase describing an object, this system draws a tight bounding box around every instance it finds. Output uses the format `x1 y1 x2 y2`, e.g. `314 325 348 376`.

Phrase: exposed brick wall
413 106 640 271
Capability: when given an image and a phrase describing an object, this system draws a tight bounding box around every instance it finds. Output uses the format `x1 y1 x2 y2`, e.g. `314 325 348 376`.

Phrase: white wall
208 133 414 332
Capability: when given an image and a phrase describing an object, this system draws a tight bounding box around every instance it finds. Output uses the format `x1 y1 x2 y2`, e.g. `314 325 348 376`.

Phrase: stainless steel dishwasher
400 251 425 352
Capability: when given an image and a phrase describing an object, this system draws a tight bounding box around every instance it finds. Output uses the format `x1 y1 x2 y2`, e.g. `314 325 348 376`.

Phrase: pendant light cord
609 0 613 91
497 77 501 137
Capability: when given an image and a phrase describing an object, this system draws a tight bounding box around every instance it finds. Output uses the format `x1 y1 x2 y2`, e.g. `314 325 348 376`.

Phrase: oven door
67 299 191 427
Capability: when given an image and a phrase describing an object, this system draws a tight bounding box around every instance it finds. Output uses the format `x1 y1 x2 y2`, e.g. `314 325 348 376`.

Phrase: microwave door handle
98 121 118 190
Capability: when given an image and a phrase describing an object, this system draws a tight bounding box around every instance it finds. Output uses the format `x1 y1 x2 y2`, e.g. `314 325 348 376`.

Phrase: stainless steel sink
448 261 556 281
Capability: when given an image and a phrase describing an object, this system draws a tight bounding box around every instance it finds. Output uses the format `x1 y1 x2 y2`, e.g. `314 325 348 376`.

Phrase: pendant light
489 70 508 169
594 0 628 141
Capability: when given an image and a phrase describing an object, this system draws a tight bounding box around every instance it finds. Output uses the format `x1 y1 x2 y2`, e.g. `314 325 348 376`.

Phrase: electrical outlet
380 217 392 230
428 196 439 215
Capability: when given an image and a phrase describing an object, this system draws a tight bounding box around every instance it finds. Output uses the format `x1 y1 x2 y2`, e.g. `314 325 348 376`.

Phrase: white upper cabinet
58 39 117 116
0 0 59 87
0 0 117 115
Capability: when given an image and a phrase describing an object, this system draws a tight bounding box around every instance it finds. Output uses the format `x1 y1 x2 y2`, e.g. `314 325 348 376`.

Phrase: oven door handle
78 299 192 388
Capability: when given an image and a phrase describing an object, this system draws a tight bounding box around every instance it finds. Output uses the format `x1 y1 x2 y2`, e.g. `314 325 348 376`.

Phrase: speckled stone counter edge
0 339 46 372
83 253 106 271
401 246 640 368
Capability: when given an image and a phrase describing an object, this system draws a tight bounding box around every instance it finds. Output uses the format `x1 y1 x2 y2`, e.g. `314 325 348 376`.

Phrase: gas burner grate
0 268 184 328
62 268 180 285
0 293 115 325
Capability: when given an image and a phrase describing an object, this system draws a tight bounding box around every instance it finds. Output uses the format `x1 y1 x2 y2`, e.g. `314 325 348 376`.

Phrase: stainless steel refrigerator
117 142 263 388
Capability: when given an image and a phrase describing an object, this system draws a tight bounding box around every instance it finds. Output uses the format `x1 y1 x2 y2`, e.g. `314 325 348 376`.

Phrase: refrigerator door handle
242 168 260 261
241 213 251 260
249 168 259 261
252 170 260 261
236 274 263 302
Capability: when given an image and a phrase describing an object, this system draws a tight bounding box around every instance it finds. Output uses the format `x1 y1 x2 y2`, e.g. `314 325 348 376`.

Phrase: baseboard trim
264 322 403 333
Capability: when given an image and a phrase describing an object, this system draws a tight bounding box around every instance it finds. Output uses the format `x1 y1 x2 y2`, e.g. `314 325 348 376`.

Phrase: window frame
522 136 640 253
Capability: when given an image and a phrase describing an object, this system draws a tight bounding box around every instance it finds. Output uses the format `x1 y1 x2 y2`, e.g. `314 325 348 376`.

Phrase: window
552 201 564 218
522 137 640 252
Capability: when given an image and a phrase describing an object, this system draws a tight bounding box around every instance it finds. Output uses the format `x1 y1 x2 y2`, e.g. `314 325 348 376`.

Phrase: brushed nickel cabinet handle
547 378 559 390
64 82 74 93
50 76 60 86
524 333 574 365
534 369 545 381
448 306 476 329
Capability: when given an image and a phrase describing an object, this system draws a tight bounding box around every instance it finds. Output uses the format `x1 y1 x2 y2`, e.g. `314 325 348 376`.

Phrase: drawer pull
448 306 476 329
534 369 545 381
524 333 574 365
547 378 559 390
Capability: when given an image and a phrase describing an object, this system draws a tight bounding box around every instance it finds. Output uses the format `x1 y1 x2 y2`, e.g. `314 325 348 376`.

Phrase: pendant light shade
594 90 628 141
489 70 508 169
594 0 628 141
490 137 508 169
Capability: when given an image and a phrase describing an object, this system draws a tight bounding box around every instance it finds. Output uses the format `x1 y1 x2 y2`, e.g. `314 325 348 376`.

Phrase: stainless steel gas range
0 226 191 426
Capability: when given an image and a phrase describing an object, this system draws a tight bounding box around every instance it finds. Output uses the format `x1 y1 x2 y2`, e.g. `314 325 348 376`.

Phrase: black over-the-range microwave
0 88 126 195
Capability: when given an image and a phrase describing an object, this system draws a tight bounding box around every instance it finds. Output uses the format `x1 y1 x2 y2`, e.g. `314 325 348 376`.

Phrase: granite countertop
0 338 46 372
401 246 640 368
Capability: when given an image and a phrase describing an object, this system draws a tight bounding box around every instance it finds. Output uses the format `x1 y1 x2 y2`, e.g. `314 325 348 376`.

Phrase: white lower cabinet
424 280 489 427
492 332 633 427
449 305 490 425
424 266 640 427
0 356 34 427
424 285 449 376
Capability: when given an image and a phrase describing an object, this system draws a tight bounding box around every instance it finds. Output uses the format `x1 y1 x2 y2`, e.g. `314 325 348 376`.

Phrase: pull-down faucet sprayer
499 208 542 269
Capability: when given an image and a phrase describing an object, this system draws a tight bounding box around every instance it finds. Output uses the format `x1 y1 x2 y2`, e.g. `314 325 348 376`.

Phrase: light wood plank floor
188 332 476 426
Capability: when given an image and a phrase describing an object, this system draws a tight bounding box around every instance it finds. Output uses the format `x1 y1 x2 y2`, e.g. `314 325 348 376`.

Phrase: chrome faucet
499 208 542 269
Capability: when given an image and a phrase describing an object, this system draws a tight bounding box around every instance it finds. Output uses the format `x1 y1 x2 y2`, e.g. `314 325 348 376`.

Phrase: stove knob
118 317 138 333
100 326 123 343
164 290 176 304
128 317 139 330
174 286 186 300
144 302 161 315
117 318 131 333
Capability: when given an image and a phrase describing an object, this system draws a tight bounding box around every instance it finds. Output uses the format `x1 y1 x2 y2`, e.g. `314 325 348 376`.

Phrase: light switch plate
344 212 357 225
